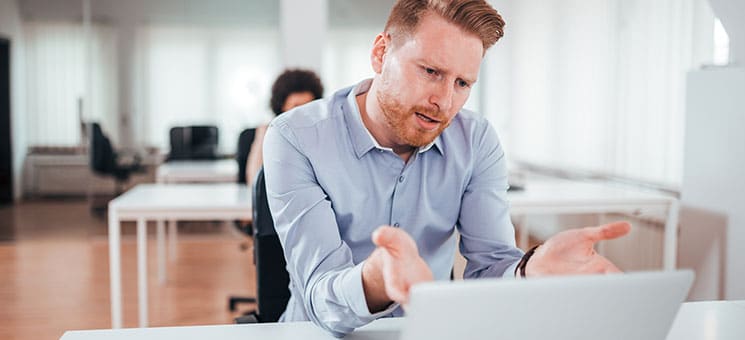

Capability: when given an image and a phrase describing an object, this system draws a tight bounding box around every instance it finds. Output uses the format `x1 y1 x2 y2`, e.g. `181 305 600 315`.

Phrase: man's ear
371 33 390 74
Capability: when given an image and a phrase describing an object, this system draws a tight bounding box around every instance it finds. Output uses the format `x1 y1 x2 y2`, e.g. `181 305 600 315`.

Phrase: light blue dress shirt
263 79 523 337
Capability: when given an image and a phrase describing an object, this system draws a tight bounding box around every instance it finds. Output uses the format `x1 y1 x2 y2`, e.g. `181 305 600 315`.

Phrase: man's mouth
415 112 440 124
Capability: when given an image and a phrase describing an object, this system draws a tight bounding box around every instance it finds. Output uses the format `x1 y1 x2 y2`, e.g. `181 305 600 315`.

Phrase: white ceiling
18 0 397 29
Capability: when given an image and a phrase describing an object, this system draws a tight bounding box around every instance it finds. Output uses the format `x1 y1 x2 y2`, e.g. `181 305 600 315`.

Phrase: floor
0 198 256 340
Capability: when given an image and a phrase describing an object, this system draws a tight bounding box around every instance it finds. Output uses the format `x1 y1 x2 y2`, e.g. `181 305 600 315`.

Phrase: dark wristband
515 244 540 278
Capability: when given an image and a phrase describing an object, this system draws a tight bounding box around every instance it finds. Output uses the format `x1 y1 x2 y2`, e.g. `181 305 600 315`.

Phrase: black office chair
236 128 257 185
89 122 143 192
230 168 291 323
168 125 219 161
233 128 257 243
89 122 143 212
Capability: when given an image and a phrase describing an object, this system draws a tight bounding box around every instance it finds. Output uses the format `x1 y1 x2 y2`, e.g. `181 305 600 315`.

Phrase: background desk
508 179 679 270
108 183 251 329
155 159 238 184
155 159 242 275
65 300 745 340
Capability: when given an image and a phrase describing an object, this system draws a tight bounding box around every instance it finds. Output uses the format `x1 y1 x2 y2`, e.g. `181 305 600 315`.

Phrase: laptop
401 270 694 340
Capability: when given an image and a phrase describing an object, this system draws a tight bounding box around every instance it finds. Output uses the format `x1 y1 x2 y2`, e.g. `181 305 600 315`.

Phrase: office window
483 0 716 187
24 21 118 147
134 26 279 153
713 18 730 66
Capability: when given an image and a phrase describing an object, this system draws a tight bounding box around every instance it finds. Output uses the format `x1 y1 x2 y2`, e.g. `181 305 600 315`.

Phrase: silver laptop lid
402 270 694 340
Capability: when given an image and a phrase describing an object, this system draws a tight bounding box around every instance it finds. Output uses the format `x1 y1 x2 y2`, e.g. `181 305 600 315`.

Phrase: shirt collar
342 79 443 159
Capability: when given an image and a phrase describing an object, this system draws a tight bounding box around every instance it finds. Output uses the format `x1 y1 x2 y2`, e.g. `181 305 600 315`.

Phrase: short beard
376 88 450 148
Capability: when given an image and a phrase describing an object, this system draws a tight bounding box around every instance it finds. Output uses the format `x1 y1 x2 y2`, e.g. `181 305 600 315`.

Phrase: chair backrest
252 167 291 322
236 128 256 184
89 122 116 175
168 125 219 161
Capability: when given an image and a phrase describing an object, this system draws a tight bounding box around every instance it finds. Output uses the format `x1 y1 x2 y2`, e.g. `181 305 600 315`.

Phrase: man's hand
526 221 632 277
362 226 433 312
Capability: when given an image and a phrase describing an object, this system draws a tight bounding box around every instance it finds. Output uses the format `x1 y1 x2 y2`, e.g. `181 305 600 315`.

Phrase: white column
280 0 328 72
683 68 745 299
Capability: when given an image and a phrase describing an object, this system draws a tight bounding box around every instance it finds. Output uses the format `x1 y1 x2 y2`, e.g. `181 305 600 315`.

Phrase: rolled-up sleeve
458 122 524 279
263 121 396 337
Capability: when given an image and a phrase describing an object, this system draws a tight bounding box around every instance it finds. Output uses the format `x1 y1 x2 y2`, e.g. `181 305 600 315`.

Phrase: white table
155 159 238 184
508 179 679 270
63 300 745 340
108 183 251 329
155 159 241 279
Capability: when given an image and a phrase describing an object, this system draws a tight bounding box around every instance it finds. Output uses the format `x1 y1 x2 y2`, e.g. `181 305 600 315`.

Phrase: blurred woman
246 69 324 184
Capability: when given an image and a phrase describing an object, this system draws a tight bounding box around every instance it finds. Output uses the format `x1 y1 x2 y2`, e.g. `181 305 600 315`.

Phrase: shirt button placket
391 169 405 231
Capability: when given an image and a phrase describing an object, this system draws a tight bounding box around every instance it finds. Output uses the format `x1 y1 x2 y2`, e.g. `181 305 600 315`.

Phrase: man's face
374 13 483 147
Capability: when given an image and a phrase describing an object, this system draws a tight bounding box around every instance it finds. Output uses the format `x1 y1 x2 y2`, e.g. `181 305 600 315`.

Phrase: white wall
0 0 27 201
683 67 745 300
280 0 327 72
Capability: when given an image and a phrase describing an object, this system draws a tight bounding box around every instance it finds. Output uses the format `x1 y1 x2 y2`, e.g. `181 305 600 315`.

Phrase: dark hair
384 0 505 52
270 69 324 115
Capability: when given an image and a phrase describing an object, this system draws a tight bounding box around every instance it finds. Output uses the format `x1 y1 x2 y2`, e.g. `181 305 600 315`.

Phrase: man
263 0 631 337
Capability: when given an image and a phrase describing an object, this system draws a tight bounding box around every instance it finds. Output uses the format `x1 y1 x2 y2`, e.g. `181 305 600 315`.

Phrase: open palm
372 226 434 305
526 221 631 277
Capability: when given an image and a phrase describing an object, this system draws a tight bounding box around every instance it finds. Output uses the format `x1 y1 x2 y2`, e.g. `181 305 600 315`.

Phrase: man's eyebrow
460 75 477 84
416 58 477 84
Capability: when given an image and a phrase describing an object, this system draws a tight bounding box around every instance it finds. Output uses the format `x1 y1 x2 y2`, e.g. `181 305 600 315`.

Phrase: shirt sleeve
457 121 524 279
262 120 397 338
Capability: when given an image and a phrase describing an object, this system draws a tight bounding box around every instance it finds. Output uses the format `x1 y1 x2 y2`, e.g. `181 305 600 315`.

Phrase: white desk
63 300 745 340
665 300 745 339
108 184 252 329
508 179 679 270
155 159 238 184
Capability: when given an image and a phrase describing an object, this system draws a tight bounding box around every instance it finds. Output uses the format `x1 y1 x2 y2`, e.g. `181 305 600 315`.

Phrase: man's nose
429 81 453 114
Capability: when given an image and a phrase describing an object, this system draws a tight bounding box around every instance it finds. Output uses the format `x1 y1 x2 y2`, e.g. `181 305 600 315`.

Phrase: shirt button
393 222 400 228
398 176 404 183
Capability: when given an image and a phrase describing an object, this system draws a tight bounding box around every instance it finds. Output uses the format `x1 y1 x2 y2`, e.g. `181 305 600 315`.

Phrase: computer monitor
168 125 219 160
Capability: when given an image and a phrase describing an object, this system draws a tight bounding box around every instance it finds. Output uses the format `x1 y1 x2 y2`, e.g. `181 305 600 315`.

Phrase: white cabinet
24 153 158 196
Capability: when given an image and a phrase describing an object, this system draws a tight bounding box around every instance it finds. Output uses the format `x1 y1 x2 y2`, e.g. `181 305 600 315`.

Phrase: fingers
372 225 417 257
371 226 397 247
371 226 434 306
583 221 631 243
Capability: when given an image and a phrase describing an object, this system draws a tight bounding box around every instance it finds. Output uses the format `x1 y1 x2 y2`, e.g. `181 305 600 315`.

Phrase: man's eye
425 67 437 75
457 80 470 88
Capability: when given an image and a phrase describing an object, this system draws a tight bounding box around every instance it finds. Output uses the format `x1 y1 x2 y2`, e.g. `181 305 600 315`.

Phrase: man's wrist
514 244 540 278
361 250 393 313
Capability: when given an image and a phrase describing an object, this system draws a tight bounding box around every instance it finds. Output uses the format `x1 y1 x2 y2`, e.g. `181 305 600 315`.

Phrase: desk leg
137 218 149 328
515 216 529 250
664 199 680 271
596 214 608 256
108 208 122 329
157 220 166 284
168 220 177 259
